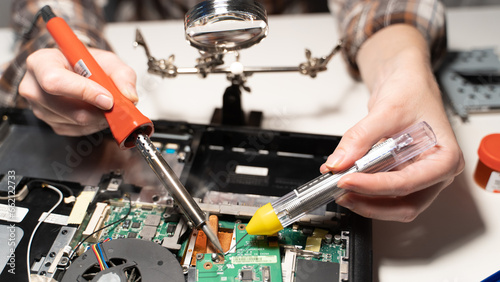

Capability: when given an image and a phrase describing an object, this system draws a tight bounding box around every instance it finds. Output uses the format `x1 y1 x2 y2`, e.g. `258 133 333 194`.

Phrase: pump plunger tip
246 203 283 236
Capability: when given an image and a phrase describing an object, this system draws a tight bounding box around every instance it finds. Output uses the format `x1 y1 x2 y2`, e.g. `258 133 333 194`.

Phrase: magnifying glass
137 0 338 78
185 0 269 53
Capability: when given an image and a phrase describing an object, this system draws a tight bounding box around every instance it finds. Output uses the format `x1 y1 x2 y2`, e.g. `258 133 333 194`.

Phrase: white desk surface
1 5 500 282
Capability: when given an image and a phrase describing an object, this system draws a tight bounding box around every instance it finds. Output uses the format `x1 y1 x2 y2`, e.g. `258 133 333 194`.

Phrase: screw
59 257 69 265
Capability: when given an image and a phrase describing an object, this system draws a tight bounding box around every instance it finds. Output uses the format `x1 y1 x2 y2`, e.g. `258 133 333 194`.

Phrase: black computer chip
295 259 339 282
240 269 254 281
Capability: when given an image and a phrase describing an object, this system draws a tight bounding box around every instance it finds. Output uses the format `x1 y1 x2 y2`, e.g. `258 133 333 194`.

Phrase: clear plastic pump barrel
271 121 436 229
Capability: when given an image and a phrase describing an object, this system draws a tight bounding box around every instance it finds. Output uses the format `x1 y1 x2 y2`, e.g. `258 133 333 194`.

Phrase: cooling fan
62 238 184 282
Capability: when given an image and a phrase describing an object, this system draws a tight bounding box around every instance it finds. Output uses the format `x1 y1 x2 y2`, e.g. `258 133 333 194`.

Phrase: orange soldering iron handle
45 17 153 149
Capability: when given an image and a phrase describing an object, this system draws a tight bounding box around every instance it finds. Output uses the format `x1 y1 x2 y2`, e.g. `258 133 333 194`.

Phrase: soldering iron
40 5 223 253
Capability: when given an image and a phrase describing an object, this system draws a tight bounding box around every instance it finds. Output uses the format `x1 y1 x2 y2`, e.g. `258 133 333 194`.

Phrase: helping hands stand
133 0 342 126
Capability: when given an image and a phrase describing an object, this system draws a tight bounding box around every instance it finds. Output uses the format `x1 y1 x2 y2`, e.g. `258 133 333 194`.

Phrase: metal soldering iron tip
202 224 224 254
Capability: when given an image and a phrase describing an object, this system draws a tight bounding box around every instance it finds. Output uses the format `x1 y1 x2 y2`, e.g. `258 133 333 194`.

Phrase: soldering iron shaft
135 134 223 253
40 4 223 253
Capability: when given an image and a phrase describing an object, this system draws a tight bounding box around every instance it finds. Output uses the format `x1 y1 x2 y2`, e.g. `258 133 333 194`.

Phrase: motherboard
65 196 350 282
0 110 371 282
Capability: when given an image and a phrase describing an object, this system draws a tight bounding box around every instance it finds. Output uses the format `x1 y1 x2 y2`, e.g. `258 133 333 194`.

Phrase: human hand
19 48 138 136
320 25 464 222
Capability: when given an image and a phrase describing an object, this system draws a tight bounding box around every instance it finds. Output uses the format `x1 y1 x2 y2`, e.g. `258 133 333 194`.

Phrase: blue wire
97 243 109 269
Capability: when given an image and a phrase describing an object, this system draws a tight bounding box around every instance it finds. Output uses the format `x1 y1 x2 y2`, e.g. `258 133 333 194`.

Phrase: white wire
26 184 63 282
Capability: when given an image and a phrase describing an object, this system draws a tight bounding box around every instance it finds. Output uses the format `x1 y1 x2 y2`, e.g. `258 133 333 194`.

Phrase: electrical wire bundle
90 239 112 271
70 195 131 259
23 180 131 281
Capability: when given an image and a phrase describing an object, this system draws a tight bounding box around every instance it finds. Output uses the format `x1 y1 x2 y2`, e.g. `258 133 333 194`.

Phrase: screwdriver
246 121 437 235
40 6 223 253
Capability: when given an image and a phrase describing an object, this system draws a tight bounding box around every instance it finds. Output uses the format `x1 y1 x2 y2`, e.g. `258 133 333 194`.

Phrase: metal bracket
134 28 342 84
299 40 343 78
37 226 77 278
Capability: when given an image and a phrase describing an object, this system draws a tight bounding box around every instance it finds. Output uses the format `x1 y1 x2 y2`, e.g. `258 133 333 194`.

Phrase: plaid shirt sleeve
0 0 327 108
0 0 110 107
329 0 447 79
0 0 447 106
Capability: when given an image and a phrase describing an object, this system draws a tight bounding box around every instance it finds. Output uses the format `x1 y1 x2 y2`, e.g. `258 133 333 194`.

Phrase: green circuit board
195 222 345 281
99 204 177 241
73 202 179 251
72 202 346 281
279 227 345 263
196 223 282 282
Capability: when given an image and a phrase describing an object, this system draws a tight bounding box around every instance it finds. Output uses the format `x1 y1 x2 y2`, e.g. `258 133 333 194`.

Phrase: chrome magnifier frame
184 0 269 53
135 0 342 79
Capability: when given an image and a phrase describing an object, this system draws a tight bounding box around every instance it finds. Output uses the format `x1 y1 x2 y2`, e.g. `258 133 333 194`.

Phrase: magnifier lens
185 0 268 53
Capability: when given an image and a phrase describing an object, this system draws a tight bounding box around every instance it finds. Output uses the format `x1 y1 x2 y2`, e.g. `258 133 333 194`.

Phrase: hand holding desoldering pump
246 121 437 235
39 6 223 253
